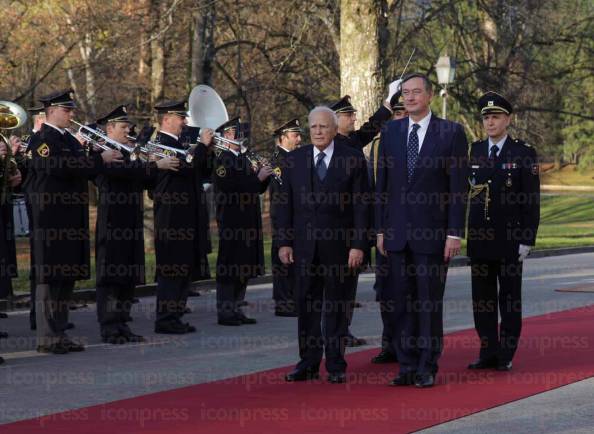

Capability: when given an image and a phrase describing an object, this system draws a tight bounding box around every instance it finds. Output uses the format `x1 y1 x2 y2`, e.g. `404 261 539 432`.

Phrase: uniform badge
37 143 50 157
531 164 538 175
506 177 513 187
273 167 282 179
164 149 175 158
216 166 226 177
488 100 494 106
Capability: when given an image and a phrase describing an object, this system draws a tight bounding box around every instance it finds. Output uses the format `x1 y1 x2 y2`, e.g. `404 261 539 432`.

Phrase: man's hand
518 244 531 262
101 149 124 164
9 170 22 188
376 233 387 257
156 157 180 171
444 237 461 262
279 246 294 265
9 135 22 155
257 165 274 181
200 128 215 147
385 78 403 106
348 248 364 269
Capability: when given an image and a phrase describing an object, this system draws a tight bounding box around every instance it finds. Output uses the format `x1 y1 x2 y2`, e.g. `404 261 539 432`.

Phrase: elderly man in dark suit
278 106 370 384
376 73 468 388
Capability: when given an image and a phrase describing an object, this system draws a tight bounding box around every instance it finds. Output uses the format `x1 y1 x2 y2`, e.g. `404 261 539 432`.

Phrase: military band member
329 94 392 347
28 89 122 354
467 92 540 372
0 138 22 351
94 105 179 343
152 100 210 334
213 118 272 326
369 91 408 364
270 119 301 317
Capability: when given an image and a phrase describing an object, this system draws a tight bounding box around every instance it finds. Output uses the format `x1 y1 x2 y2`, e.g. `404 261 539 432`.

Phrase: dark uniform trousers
470 258 523 363
216 277 248 321
374 250 394 353
384 246 447 376
96 283 135 336
156 276 190 326
296 243 354 374
35 280 75 346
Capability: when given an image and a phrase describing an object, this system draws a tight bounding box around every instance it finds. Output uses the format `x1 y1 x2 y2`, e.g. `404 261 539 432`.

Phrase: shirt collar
408 110 432 131
313 141 334 158
488 135 508 152
44 122 65 135
159 130 179 141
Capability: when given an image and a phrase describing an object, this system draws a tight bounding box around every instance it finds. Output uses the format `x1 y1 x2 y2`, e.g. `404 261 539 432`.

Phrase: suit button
488 180 492 184
486 217 491 221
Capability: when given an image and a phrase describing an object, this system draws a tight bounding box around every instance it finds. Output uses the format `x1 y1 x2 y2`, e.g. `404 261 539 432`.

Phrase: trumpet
134 140 194 163
70 120 137 156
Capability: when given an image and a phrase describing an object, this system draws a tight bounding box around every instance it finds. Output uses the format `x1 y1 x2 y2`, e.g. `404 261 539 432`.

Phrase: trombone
70 120 137 156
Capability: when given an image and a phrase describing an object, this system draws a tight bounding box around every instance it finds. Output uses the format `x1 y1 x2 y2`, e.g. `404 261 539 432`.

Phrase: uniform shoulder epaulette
513 138 530 147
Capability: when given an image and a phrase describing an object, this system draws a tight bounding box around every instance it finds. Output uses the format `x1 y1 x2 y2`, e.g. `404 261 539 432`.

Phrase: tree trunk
190 1 215 87
339 0 385 122
150 0 167 106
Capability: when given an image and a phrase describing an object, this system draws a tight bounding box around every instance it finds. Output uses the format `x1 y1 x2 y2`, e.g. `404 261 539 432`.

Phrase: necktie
489 145 498 160
316 151 327 181
407 123 421 183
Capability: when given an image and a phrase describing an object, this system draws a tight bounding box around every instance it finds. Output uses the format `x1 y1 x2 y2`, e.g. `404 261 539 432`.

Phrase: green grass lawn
8 194 594 294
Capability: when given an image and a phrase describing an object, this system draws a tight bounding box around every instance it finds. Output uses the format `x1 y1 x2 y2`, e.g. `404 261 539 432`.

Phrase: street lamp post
435 55 456 119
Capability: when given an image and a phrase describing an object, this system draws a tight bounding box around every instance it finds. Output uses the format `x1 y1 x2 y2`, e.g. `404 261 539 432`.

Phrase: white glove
518 244 531 262
385 79 403 104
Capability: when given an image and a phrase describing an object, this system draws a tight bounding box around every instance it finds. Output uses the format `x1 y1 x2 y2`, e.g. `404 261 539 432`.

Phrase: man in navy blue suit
375 73 468 388
278 107 370 384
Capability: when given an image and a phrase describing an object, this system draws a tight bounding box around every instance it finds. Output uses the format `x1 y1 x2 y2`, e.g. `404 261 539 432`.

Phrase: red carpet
3 305 594 434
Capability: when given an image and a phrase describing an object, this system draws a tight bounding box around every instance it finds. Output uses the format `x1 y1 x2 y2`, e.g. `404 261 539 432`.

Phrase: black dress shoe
389 372 416 386
102 335 127 345
121 331 146 343
61 338 85 352
155 322 188 334
328 372 347 384
496 361 513 371
238 300 249 307
131 297 140 304
37 343 69 354
65 322 75 330
188 290 201 297
353 301 362 308
184 307 192 314
285 368 320 382
0 312 7 318
414 373 435 388
237 315 257 325
0 331 8 339
344 334 367 347
0 356 4 364
371 349 398 364
468 358 498 370
183 323 197 333
274 310 298 317
218 318 242 326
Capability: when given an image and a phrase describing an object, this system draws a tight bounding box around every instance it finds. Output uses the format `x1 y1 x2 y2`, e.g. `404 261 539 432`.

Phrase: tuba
0 101 27 202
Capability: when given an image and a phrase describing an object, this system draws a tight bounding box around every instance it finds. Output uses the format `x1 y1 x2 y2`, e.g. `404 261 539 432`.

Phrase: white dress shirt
312 141 334 168
407 110 432 151
488 135 508 158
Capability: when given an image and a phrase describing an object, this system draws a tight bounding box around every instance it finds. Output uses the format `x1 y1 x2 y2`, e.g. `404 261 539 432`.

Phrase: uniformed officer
329 94 393 347
152 100 211 334
213 117 272 325
467 91 540 371
94 105 179 343
368 91 408 364
270 119 301 317
29 89 122 354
